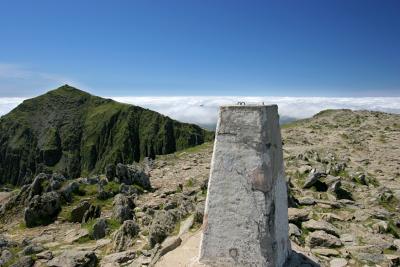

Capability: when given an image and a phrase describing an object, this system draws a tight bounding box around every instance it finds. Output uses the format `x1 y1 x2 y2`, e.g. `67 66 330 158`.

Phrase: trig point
199 104 290 267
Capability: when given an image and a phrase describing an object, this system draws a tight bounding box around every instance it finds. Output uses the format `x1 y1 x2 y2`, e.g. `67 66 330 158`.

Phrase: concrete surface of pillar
199 105 290 267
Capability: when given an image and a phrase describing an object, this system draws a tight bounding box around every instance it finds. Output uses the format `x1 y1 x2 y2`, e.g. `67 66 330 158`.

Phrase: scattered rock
0 236 9 248
47 250 98 267
371 207 391 220
97 185 112 200
92 218 108 239
298 165 312 175
1 249 13 265
70 201 91 223
327 162 346 176
80 177 100 185
302 219 340 236
60 181 81 203
119 184 138 195
24 191 61 227
303 169 327 189
289 223 301 237
194 202 205 224
150 236 182 265
306 230 342 248
385 254 400 266
101 250 136 265
298 197 316 206
393 239 400 250
311 248 339 257
9 255 34 267
148 210 178 247
340 233 356 246
378 187 395 202
178 215 195 236
324 175 341 186
316 200 341 209
106 164 116 181
112 194 134 223
164 200 178 210
50 173 66 190
329 258 347 267
352 252 385 264
64 228 90 243
112 220 140 252
200 178 208 191
82 204 101 223
353 209 370 222
328 180 353 200
28 173 50 198
36 250 53 260
22 243 45 255
321 213 345 222
116 163 151 189
372 220 388 234
288 208 309 224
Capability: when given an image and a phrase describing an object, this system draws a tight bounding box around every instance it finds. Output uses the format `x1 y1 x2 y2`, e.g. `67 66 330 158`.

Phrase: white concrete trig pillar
199 105 290 267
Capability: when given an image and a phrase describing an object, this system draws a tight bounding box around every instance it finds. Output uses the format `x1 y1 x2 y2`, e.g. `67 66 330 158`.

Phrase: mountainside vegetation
0 85 212 185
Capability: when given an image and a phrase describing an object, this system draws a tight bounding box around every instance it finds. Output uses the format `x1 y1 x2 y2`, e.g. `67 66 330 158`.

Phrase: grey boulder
112 220 140 252
92 218 108 240
9 256 34 267
303 169 327 189
24 192 61 227
306 230 342 248
70 201 91 223
148 210 178 247
105 164 116 181
112 194 134 223
70 201 100 223
302 219 340 237
47 250 98 267
288 208 309 224
116 163 151 190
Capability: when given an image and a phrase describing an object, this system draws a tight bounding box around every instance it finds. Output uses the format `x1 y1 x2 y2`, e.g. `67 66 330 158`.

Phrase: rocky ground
283 109 400 266
0 109 399 267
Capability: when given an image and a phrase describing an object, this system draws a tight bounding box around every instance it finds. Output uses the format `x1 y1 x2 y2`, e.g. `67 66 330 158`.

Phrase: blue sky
0 0 399 97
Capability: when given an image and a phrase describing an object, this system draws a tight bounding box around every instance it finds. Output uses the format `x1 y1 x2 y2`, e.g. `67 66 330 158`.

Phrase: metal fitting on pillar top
236 101 266 106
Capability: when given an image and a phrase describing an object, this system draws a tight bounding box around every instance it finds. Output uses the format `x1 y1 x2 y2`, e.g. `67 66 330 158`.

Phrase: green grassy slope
0 85 213 185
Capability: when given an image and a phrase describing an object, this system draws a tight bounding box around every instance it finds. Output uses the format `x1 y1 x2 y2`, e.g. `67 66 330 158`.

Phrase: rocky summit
0 85 213 185
0 108 399 267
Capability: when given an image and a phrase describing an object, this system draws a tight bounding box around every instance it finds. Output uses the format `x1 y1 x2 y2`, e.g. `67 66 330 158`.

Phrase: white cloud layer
0 97 25 116
108 96 400 125
1 96 399 126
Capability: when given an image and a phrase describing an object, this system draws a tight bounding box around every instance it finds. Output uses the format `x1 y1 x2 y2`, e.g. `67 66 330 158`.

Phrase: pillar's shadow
285 250 321 267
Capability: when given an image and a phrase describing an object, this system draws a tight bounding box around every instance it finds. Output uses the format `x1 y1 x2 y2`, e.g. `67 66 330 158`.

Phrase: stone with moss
24 192 61 227
112 194 134 223
92 218 108 240
112 220 140 252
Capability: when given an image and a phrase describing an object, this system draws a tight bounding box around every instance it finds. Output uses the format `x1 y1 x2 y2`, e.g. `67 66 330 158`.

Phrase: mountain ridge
0 85 213 185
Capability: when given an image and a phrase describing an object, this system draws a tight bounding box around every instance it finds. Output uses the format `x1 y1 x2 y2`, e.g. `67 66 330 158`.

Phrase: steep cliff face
0 85 212 185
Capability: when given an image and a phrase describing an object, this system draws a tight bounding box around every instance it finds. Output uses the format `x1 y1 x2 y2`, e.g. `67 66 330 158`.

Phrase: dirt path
155 230 202 267
0 192 11 203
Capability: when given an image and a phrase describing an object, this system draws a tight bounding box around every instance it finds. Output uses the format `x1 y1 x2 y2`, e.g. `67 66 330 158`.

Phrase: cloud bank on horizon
1 96 399 126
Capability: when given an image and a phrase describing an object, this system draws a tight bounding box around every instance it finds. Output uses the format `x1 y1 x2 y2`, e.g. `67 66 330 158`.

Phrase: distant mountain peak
46 84 91 97
0 86 213 185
